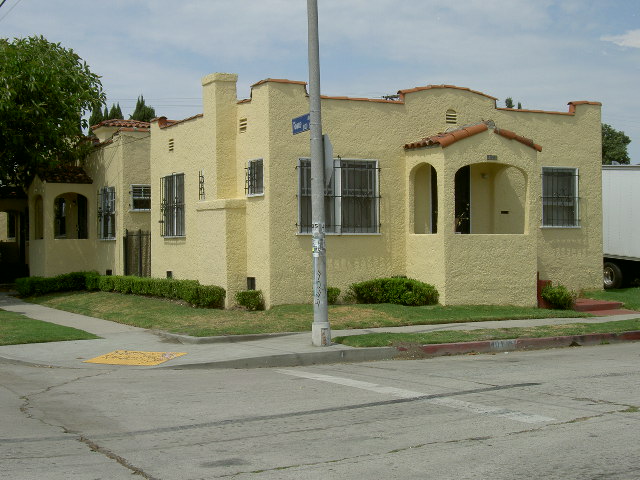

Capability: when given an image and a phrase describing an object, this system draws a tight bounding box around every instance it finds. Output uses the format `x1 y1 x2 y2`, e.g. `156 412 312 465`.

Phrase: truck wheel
603 262 623 289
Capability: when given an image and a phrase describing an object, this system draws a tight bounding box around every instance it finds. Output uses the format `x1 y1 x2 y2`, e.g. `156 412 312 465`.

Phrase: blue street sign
292 113 310 135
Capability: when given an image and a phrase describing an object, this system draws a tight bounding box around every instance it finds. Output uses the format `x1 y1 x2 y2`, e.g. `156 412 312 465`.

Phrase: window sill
99 238 116 241
130 209 151 213
162 236 186 239
540 225 581 229
247 193 264 198
296 232 382 236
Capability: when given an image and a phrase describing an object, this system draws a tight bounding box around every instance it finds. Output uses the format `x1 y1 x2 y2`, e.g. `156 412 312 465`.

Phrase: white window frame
98 186 116 240
298 158 380 235
542 167 580 228
130 184 151 211
246 159 264 197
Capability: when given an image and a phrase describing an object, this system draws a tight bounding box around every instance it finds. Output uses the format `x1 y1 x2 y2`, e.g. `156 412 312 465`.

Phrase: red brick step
574 298 624 312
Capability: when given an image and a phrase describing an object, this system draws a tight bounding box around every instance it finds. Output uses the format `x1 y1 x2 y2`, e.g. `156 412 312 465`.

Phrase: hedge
15 272 225 309
348 277 439 306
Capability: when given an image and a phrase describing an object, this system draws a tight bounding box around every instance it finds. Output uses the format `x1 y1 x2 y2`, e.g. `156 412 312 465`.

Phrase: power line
0 0 23 23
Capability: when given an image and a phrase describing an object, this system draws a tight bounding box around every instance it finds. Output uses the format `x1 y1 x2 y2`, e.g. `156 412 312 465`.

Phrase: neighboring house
149 73 602 308
27 119 151 277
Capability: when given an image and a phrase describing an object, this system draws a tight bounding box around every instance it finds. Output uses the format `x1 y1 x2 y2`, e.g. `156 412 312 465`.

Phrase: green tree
602 123 631 165
505 97 514 108
130 95 156 122
0 36 105 187
88 104 105 131
107 103 123 120
517 102 522 109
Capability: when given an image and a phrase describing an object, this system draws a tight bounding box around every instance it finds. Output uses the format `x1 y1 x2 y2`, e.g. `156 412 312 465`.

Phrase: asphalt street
1 342 639 479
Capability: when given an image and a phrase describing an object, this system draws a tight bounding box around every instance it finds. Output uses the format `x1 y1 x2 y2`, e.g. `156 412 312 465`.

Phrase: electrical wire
0 0 23 23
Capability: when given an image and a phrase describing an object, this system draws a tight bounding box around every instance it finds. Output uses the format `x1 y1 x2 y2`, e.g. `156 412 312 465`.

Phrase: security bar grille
298 158 380 234
160 173 185 237
542 167 579 227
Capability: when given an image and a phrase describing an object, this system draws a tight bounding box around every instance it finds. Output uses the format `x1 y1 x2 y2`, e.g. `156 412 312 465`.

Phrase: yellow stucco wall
147 74 601 308
27 129 150 277
0 212 8 242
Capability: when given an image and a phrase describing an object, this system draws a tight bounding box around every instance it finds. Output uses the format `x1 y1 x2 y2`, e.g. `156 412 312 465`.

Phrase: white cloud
601 29 640 48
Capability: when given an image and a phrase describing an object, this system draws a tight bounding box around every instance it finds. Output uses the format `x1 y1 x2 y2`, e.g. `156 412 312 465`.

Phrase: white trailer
602 165 640 288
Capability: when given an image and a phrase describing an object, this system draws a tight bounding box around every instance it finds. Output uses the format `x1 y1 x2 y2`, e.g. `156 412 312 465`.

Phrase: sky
1 0 639 162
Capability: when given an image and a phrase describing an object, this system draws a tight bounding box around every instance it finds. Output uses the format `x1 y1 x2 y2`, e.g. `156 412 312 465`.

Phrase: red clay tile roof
404 123 489 150
91 119 150 131
152 114 203 129
494 127 542 152
398 85 498 101
251 78 308 88
37 165 93 184
404 121 542 152
496 100 602 116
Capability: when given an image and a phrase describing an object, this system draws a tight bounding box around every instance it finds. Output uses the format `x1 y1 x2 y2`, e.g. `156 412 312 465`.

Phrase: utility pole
307 0 331 346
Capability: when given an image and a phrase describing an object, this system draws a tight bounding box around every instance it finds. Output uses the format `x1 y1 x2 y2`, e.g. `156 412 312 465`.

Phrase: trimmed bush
193 285 226 309
15 272 97 297
15 272 226 309
541 283 576 310
348 277 439 306
327 287 340 305
235 290 265 311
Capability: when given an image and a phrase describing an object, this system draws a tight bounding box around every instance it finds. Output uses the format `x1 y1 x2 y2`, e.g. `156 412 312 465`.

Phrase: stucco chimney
201 73 238 199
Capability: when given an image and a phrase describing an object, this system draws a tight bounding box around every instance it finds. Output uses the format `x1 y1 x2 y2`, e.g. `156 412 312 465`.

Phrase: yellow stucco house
26 119 151 277
149 73 602 308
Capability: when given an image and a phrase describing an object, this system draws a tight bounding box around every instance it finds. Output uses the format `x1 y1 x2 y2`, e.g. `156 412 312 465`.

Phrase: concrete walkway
1 292 638 370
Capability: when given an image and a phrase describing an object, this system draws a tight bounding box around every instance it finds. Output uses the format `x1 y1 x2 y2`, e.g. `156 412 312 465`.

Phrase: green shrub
235 290 265 311
15 272 96 297
98 275 115 292
541 283 576 310
84 271 101 291
193 285 226 308
327 287 340 305
348 277 439 306
15 272 226 309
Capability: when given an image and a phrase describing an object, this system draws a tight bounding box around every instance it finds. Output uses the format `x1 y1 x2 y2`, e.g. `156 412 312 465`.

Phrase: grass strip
333 318 640 348
582 287 640 311
26 291 586 337
0 309 99 346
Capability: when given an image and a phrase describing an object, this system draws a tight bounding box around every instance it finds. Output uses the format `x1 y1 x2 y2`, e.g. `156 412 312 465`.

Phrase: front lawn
26 291 586 337
0 309 99 345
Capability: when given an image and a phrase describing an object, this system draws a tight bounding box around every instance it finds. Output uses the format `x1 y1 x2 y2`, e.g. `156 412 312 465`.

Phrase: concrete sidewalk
1 291 639 370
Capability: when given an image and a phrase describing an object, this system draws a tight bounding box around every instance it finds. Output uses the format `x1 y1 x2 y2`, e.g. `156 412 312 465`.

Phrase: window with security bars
542 167 579 227
160 173 185 237
130 185 151 211
245 159 264 196
98 187 116 239
298 158 380 234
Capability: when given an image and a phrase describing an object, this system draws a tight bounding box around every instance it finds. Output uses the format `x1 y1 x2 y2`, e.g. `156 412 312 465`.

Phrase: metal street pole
308 0 331 346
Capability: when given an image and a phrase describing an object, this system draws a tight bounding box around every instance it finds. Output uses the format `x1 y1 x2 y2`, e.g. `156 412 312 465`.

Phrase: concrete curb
165 347 398 369
163 330 640 369
395 330 640 358
153 330 300 344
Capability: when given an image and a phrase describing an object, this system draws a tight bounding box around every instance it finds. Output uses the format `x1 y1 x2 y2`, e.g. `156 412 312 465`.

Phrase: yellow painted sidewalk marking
84 350 187 366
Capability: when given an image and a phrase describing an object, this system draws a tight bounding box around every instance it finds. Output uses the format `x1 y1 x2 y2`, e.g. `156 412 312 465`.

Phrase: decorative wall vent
445 109 457 124
239 118 248 133
168 138 175 152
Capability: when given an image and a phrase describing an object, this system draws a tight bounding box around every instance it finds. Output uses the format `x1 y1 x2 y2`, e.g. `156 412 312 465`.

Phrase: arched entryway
411 163 438 234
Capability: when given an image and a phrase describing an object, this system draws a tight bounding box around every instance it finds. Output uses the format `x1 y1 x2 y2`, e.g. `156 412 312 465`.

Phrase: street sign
292 113 310 135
